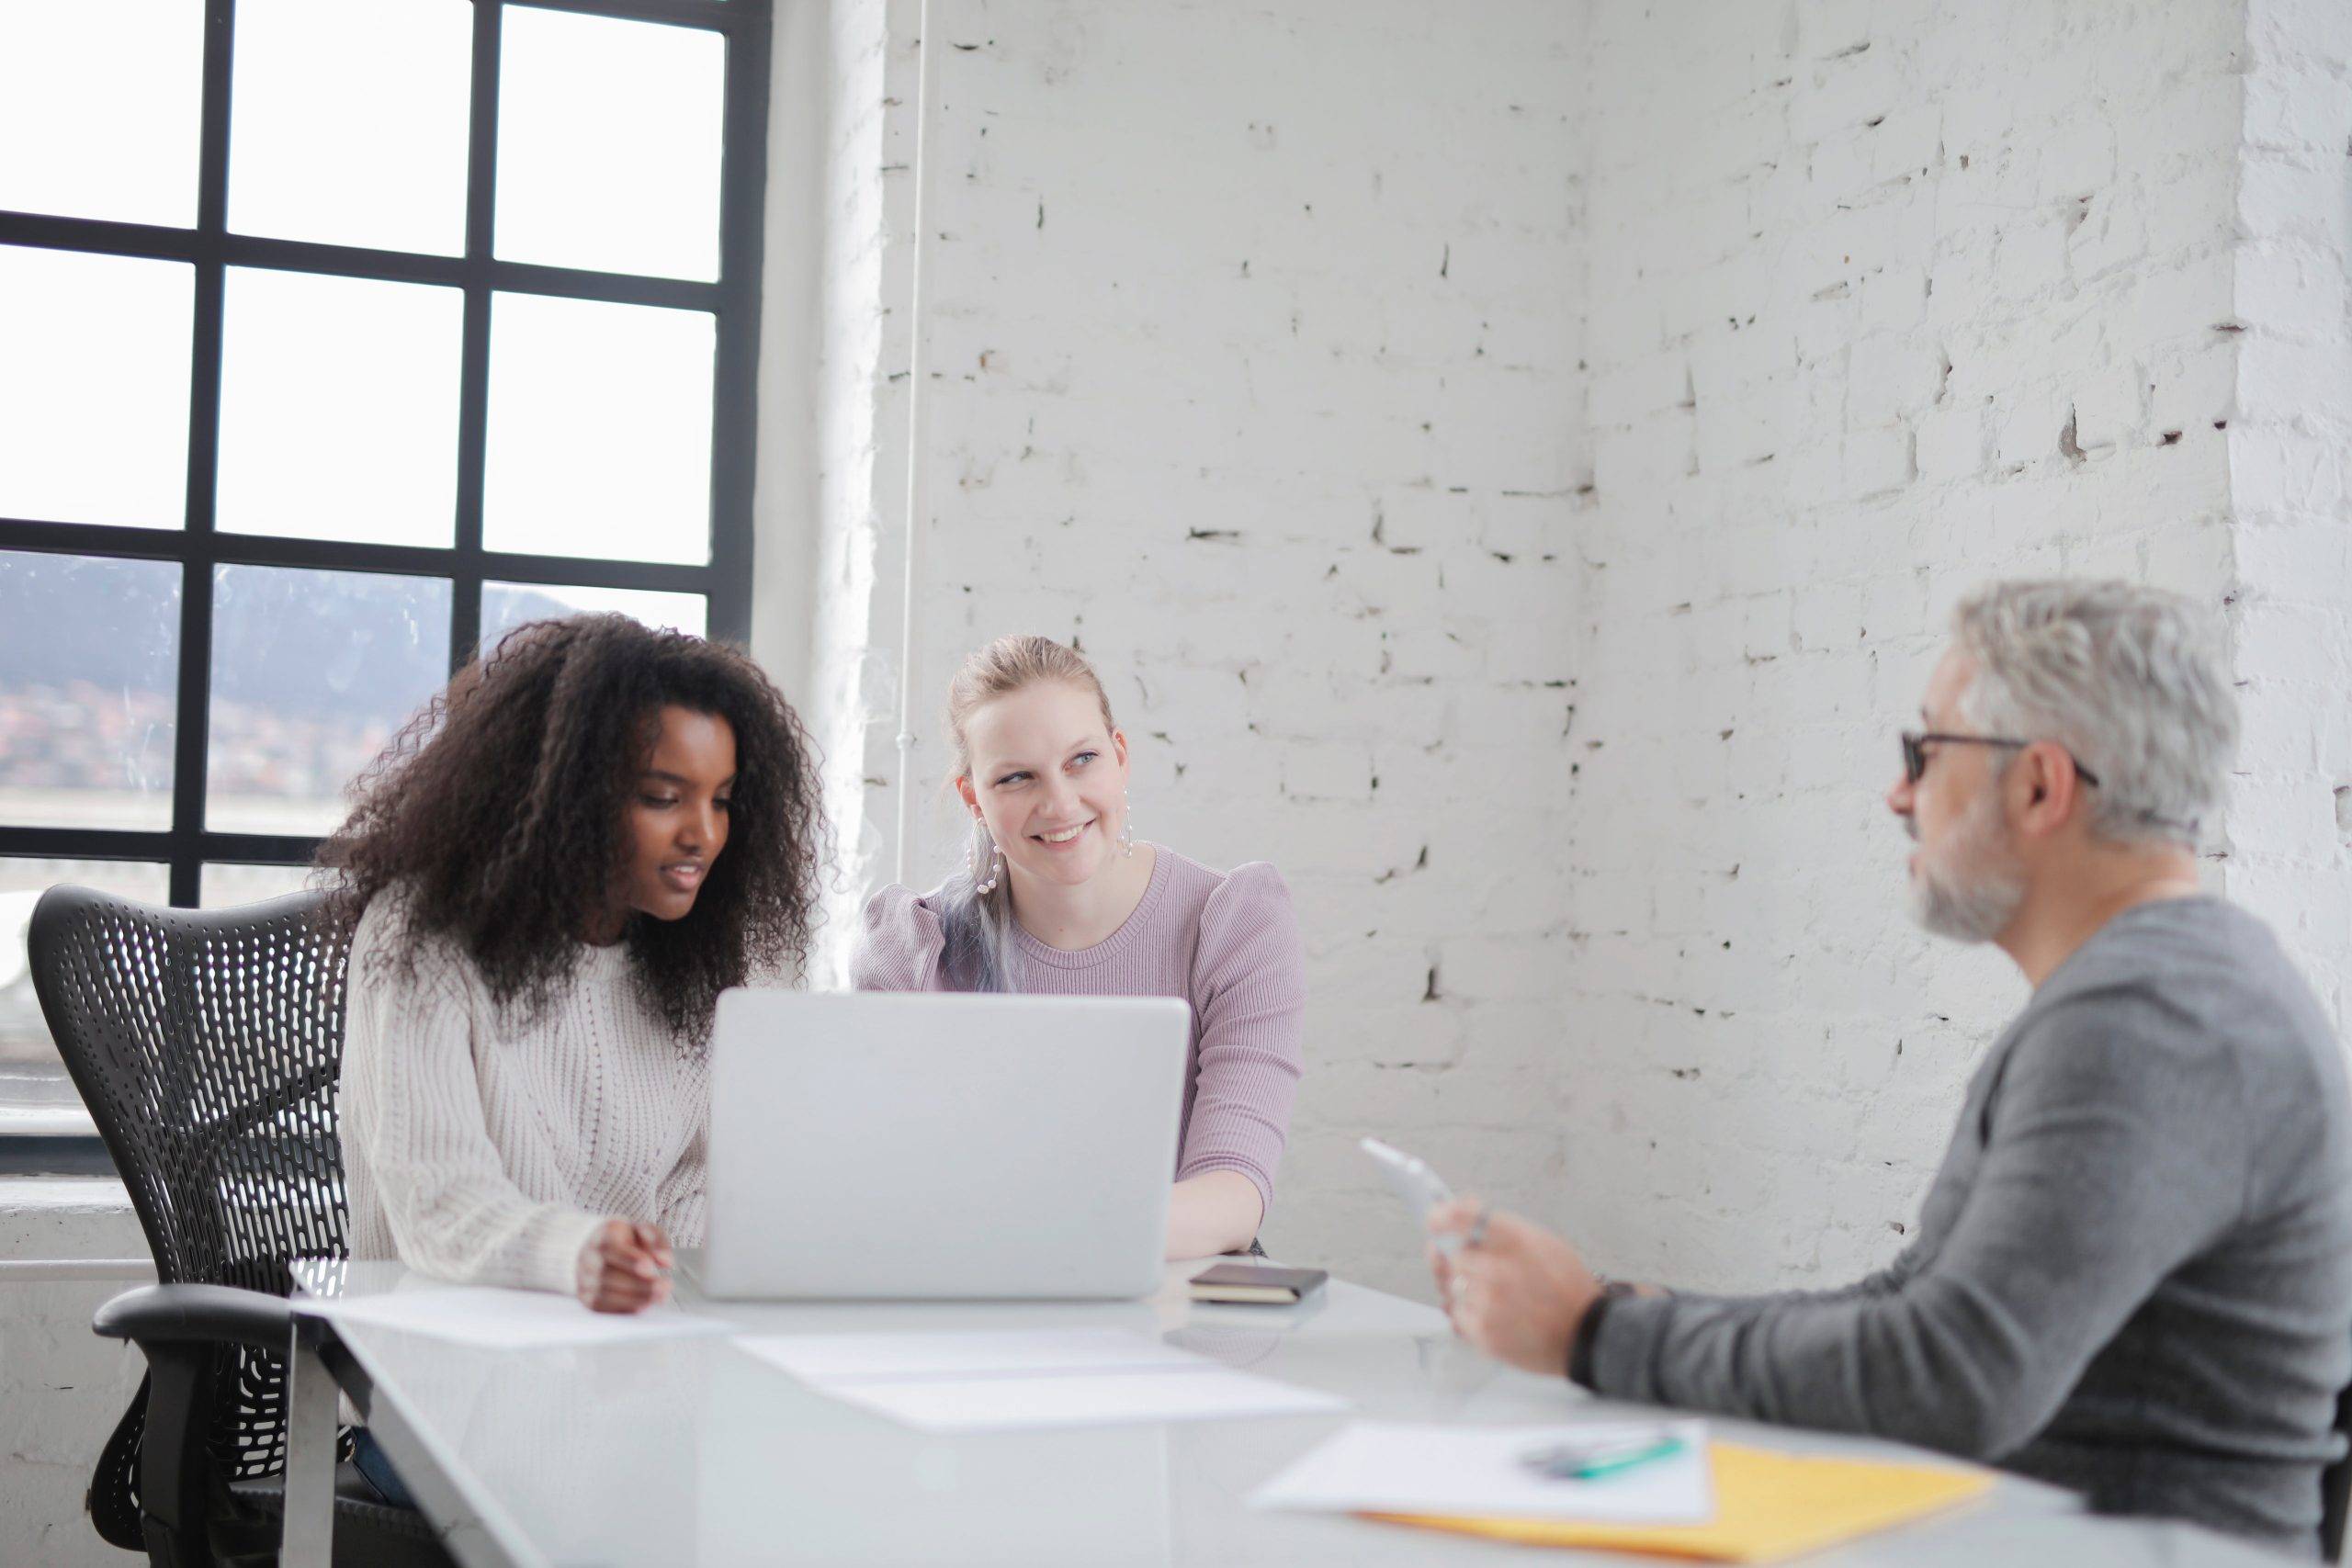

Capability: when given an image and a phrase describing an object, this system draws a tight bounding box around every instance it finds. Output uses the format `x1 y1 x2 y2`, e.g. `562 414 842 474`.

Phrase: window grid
0 0 772 910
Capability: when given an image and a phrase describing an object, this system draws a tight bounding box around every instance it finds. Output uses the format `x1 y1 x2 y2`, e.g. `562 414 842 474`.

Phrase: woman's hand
576 1218 673 1313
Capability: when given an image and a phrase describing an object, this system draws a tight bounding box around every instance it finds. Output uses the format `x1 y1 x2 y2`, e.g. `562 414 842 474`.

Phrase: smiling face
608 705 736 931
957 679 1129 890
1886 649 2027 942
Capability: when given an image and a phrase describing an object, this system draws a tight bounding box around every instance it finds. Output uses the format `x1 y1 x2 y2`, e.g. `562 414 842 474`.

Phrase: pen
1519 1434 1687 1481
1568 1436 1685 1480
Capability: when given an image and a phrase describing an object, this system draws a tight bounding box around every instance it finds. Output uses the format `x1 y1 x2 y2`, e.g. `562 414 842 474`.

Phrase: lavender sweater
851 847 1306 1213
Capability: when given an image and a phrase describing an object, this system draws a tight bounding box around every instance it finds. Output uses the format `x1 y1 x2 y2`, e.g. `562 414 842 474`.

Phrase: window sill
0 1173 143 1263
0 1102 97 1139
0 1061 98 1140
0 1066 110 1173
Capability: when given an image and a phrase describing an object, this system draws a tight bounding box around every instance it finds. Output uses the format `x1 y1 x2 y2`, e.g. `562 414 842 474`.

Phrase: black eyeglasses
1901 732 2101 789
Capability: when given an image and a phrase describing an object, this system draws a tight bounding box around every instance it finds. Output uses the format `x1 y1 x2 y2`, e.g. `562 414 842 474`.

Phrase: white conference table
288 1257 2283 1568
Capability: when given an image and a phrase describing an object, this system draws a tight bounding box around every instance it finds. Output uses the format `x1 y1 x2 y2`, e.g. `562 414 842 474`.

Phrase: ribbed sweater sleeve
1174 863 1306 1212
342 909 605 1293
851 884 949 991
654 1117 709 1243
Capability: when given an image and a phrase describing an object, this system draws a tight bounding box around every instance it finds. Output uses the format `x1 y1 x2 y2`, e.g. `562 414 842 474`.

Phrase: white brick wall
753 0 2350 1304
2227 0 2352 1025
753 0 910 964
764 0 1589 1298
0 1185 150 1568
1568 0 2348 1296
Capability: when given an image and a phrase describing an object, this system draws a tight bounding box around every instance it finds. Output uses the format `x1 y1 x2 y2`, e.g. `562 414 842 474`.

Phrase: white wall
775 0 1590 1297
0 1183 151 1568
757 0 2349 1304
1566 0 2351 1294
2227 0 2352 1025
752 0 909 964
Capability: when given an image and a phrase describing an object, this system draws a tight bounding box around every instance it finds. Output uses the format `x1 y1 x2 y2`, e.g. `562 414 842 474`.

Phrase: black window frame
0 0 773 1165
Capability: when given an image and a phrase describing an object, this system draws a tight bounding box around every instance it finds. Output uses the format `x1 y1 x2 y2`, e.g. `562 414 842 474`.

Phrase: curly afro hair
319 614 827 1040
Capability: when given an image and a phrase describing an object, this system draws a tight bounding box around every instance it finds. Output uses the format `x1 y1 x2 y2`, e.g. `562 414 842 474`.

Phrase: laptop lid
703 989 1191 1300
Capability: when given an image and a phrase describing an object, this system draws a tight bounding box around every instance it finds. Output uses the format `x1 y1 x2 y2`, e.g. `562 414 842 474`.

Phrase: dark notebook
1188 1261 1329 1304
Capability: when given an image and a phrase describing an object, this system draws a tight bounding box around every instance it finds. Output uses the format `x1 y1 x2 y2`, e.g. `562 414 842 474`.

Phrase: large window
0 0 772 1161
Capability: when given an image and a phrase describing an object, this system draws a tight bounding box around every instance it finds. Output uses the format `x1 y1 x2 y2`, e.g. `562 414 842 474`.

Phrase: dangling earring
968 822 1003 894
1119 788 1136 859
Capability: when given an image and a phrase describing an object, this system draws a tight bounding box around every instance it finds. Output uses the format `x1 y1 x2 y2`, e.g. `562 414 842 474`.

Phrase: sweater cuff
521 1208 609 1298
1568 1280 1642 1387
1582 1289 1672 1402
1568 1291 1612 1387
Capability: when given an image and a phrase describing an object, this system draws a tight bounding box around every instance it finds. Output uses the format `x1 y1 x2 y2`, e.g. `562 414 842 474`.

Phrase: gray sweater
1588 897 2352 1554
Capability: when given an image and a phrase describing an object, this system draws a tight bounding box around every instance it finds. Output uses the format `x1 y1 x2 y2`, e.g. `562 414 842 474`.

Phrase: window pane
217 268 463 547
482 293 715 564
495 9 725 282
207 565 452 836
228 0 471 256
0 552 180 831
201 863 319 909
0 245 192 528
482 583 707 655
0 861 169 1084
0 3 204 227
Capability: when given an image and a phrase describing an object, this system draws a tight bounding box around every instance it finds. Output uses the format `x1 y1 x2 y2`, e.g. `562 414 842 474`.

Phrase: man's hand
576 1219 673 1314
1426 1198 1603 1376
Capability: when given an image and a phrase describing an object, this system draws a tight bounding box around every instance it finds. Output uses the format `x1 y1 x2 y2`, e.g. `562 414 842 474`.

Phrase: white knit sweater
338 892 710 1295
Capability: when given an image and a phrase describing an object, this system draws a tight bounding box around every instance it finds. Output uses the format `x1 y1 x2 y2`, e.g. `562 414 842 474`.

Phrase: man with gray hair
1429 580 2352 1554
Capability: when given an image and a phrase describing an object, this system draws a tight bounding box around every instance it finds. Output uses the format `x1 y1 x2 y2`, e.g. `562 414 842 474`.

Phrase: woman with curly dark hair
321 614 824 1323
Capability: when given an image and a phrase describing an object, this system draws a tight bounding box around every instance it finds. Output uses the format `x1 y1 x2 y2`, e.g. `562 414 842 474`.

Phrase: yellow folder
1366 1441 1995 1562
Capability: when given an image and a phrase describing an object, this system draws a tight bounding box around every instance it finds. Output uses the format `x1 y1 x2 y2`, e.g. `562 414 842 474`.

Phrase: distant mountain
1 555 581 722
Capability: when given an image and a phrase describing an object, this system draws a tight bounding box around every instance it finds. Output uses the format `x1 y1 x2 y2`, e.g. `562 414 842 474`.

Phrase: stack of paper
1252 1421 1996 1562
1251 1420 1713 1525
736 1327 1350 1433
1371 1446 1994 1562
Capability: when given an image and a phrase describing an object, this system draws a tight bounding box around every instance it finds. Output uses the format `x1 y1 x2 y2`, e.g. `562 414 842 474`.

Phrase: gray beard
1907 794 2027 944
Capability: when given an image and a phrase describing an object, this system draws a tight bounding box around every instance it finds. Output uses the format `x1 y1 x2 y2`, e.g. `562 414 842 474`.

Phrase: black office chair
2323 1375 2352 1562
29 885 451 1568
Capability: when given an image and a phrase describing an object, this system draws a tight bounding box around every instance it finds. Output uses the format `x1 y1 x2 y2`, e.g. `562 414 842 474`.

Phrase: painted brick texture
1570 0 2346 1296
789 0 1589 1297
2227 0 2352 1028
755 0 2352 1302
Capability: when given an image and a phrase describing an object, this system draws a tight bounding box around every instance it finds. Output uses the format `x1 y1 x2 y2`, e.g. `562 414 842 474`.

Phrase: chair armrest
93 1283 297 1353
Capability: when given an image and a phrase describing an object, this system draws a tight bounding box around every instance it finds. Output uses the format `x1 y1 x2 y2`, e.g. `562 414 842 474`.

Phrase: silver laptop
701 989 1191 1300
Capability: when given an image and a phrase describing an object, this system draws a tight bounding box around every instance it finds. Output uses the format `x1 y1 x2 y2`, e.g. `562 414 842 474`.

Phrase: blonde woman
852 636 1305 1258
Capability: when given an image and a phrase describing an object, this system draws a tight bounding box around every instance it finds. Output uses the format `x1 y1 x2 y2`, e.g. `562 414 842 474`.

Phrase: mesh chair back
28 885 351 1490
2324 1376 2352 1562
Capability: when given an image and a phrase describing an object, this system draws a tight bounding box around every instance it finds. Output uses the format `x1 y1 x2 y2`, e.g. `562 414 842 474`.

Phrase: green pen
1519 1432 1689 1482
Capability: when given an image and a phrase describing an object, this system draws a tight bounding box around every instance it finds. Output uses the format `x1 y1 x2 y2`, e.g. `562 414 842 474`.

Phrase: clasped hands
1425 1198 1606 1376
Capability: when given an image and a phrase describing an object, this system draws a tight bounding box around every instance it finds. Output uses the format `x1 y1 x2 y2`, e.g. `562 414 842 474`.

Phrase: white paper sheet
740 1328 1204 1383
827 1366 1347 1433
298 1284 729 1350
1250 1419 1714 1524
736 1328 1350 1433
